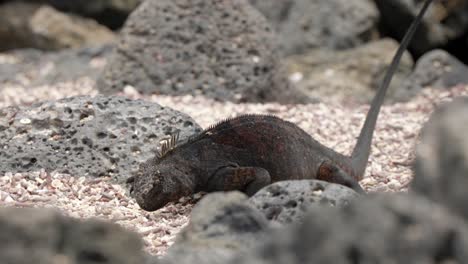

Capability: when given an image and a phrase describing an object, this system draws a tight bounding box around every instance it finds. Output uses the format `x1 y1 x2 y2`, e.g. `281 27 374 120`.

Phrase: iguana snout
132 162 196 211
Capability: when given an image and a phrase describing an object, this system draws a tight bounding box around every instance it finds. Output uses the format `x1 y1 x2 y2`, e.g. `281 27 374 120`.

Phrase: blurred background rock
1 0 468 103
2 0 467 55
0 0 141 30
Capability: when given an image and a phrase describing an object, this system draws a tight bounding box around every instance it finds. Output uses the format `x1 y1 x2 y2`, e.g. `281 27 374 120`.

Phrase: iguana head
130 154 197 211
129 132 205 211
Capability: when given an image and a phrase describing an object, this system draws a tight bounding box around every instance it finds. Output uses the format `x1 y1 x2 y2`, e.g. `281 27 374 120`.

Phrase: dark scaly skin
130 115 362 211
129 0 434 211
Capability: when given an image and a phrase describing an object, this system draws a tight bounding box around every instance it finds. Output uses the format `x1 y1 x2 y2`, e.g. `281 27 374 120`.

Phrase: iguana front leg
317 161 365 194
206 163 271 195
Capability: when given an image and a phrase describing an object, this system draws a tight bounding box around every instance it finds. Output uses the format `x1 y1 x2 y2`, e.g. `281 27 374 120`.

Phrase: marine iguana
129 0 434 211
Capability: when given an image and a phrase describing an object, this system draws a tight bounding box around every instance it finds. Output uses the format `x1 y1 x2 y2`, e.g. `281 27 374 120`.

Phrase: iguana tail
351 0 433 178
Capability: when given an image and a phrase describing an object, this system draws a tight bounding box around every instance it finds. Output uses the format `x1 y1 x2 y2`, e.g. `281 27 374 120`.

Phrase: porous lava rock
0 207 145 264
285 39 414 103
161 191 270 264
249 180 358 225
0 2 115 51
98 0 306 104
412 97 468 220
233 193 468 263
250 0 379 55
396 50 468 101
0 45 112 86
0 95 201 182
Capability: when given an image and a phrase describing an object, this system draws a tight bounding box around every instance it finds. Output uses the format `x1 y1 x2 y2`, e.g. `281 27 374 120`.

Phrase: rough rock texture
250 0 379 55
247 0 294 26
249 180 358 225
0 206 146 264
0 45 112 86
98 0 307 104
0 2 115 51
397 49 468 101
374 0 468 55
161 192 270 264
0 95 201 182
412 97 468 220
410 50 468 88
286 39 414 103
233 193 468 264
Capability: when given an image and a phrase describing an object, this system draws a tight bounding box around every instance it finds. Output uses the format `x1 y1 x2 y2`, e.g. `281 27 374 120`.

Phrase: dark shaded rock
233 193 468 263
250 0 379 55
0 45 113 86
0 95 201 182
412 97 468 220
47 0 142 29
0 207 145 264
0 2 115 51
286 39 414 103
0 0 141 30
161 191 270 264
249 180 358 225
98 0 308 104
396 49 468 101
374 0 468 56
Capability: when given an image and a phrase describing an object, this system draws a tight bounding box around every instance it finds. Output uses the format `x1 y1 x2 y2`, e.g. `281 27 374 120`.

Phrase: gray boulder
98 0 307 104
374 0 468 55
249 180 358 225
0 45 112 86
161 191 270 264
396 49 468 101
285 39 414 103
412 97 468 220
233 193 468 263
1 0 141 30
410 50 468 88
250 0 379 55
0 95 201 182
0 207 145 264
0 2 115 51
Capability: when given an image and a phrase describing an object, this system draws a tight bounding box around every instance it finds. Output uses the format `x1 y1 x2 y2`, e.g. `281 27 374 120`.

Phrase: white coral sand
0 78 467 255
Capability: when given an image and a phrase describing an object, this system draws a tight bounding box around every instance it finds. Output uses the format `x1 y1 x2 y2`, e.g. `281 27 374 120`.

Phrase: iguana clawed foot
206 163 271 195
